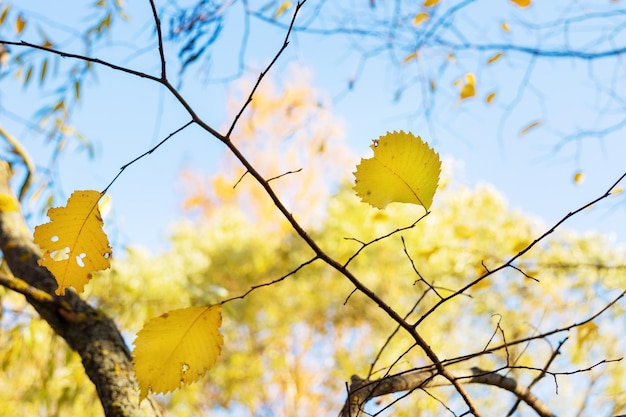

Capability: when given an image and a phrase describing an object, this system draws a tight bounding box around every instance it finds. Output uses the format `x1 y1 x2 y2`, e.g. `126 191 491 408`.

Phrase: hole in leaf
51 235 59 242
50 247 70 261
181 363 190 376
76 253 86 268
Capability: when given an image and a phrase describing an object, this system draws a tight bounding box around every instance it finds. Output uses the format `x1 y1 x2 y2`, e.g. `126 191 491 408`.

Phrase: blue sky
2 0 626 253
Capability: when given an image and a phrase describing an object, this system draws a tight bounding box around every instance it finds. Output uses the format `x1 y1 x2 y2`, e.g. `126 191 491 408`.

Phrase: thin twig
102 120 194 193
148 0 167 80
220 256 319 304
415 171 626 327
267 168 303 182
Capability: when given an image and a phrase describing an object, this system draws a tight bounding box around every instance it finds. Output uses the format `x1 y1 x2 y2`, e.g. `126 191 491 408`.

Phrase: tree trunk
0 161 161 417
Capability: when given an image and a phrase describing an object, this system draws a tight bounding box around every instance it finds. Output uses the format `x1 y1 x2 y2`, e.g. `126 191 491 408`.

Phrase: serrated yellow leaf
423 0 439 7
486 91 496 104
133 305 224 401
273 1 292 19
520 120 542 136
16 15 26 35
353 131 441 210
574 171 584 185
33 190 112 295
487 52 503 64
413 12 429 26
511 0 531 7
501 21 510 32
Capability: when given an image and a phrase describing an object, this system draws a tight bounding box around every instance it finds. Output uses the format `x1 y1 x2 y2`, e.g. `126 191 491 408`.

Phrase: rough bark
342 368 556 417
0 161 161 417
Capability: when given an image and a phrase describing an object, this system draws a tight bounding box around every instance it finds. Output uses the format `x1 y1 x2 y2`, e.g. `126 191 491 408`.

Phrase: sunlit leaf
459 73 476 100
573 171 584 185
573 321 598 363
24 66 33 86
423 0 439 7
353 131 441 210
0 194 20 213
460 84 475 100
487 52 504 64
33 190 112 295
40 59 48 84
486 91 496 104
501 21 510 32
39 29 54 48
613 187 623 195
0 5 10 26
273 1 292 19
413 12 429 26
133 305 224 401
519 120 542 136
15 14 25 34
402 51 419 64
510 0 531 7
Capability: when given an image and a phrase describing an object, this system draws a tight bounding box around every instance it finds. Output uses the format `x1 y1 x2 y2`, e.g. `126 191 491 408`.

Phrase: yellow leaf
0 194 19 212
510 0 531 7
0 5 10 26
33 190 112 295
353 131 441 210
15 14 25 34
459 73 476 100
573 321 598 363
519 120 542 136
613 187 623 195
486 91 496 104
487 52 504 64
40 58 48 84
501 21 510 32
423 0 439 7
133 305 224 401
573 171 584 185
402 51 419 64
460 84 475 100
273 1 292 19
413 12 429 26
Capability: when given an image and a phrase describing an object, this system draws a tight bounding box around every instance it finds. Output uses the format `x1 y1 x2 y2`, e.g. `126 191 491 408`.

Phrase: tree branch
342 366 558 417
0 161 161 417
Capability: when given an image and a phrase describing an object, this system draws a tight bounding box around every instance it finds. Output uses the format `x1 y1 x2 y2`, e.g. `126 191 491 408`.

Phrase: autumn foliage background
1 1 626 417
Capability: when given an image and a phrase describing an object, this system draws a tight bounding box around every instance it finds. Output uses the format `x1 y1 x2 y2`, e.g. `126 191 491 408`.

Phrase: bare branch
469 368 556 417
416 171 626 327
342 366 558 417
220 256 319 304
148 0 167 80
